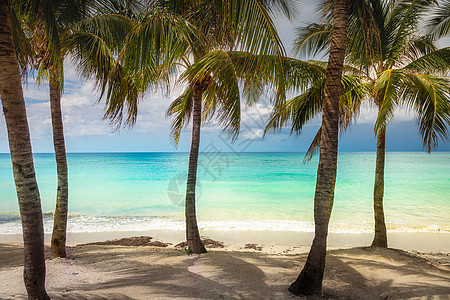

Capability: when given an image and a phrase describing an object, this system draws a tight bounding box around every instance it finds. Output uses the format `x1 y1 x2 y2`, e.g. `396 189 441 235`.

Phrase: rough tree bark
49 68 69 258
288 0 348 295
0 0 50 298
185 80 208 254
371 121 388 247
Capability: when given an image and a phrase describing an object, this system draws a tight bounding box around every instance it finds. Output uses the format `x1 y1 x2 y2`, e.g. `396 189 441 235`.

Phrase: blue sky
0 1 449 153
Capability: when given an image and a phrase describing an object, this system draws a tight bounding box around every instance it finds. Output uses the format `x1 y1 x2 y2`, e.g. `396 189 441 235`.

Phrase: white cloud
23 84 49 101
240 128 264 140
4 60 176 140
63 58 82 83
133 93 172 133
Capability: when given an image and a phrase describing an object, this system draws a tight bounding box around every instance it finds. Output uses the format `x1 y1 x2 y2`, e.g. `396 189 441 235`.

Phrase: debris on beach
79 236 171 247
244 243 263 251
175 238 225 249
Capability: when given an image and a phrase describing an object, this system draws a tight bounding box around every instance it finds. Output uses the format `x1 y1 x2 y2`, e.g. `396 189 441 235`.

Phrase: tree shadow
0 243 24 268
1 244 449 299
67 248 273 299
322 247 450 299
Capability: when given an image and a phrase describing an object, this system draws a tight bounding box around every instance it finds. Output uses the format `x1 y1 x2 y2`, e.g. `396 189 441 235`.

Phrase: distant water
0 152 449 234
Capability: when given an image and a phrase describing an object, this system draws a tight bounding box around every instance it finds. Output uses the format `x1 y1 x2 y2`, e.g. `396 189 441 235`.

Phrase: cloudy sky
0 1 448 153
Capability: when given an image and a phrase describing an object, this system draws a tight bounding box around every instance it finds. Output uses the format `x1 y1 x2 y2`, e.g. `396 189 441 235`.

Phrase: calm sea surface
0 152 449 234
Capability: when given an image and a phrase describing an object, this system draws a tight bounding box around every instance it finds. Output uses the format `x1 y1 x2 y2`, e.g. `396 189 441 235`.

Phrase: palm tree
356 0 450 247
344 0 450 247
23 0 85 259
286 0 349 295
271 0 450 250
0 0 49 298
80 0 293 254
18 0 139 258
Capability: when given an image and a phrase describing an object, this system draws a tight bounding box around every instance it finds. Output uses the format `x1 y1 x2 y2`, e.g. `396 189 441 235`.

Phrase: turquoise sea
0 152 449 234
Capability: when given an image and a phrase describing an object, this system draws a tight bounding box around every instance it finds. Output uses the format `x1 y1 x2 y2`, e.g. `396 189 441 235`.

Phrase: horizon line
1 150 449 154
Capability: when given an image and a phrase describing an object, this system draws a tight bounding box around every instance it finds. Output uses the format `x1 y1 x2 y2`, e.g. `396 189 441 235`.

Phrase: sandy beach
1 231 449 299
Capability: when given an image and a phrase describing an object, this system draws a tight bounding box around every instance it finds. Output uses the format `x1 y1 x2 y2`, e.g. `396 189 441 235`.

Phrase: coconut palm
0 0 49 298
17 0 140 258
272 0 450 251
282 0 349 295
19 0 92 259
78 0 293 254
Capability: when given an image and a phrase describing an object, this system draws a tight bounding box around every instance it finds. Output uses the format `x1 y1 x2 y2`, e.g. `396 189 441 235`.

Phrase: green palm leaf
426 0 450 39
181 49 241 141
400 72 450 151
292 23 331 58
166 87 193 146
402 47 450 74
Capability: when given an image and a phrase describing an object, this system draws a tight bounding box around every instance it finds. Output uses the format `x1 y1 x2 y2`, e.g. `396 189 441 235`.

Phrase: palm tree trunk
0 1 50 299
289 0 348 295
185 81 207 254
371 125 388 247
49 68 69 258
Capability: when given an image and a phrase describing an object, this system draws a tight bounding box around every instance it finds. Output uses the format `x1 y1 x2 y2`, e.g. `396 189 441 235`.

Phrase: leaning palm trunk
49 69 69 258
0 1 49 298
289 0 348 295
371 124 387 247
185 81 207 254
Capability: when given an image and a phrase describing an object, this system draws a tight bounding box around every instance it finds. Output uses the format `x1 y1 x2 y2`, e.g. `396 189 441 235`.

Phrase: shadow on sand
0 244 449 299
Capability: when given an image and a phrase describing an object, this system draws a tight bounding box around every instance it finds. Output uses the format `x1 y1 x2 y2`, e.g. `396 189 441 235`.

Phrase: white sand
0 232 449 299
1 230 449 252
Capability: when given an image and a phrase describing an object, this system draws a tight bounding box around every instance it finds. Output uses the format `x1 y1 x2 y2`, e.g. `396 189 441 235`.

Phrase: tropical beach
1 238 449 299
1 0 450 299
1 152 449 299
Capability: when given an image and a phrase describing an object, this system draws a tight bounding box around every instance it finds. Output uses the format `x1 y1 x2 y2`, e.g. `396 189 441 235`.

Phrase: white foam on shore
0 214 448 234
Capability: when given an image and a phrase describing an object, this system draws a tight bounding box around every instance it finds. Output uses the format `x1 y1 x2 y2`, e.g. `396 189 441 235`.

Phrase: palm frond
227 52 268 106
403 47 450 74
285 58 326 92
425 0 450 39
63 31 116 88
374 68 400 132
399 72 450 151
10 7 34 75
64 29 147 128
122 8 194 78
302 127 322 164
339 74 370 131
260 0 296 20
345 0 382 70
93 0 145 21
67 14 135 53
292 23 331 58
386 0 438 66
183 49 241 141
265 77 325 135
166 87 193 147
393 35 437 68
18 0 63 77
102 62 142 128
266 71 368 134
300 75 369 164
225 0 288 106
228 53 325 105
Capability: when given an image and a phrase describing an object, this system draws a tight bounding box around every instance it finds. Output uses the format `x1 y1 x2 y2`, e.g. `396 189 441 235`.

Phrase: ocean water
0 152 449 234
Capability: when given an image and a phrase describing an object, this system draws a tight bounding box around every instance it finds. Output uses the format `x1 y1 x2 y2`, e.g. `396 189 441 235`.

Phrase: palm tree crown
72 0 294 253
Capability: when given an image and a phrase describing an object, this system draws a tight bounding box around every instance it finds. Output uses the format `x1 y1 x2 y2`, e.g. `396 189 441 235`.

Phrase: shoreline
1 230 449 253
